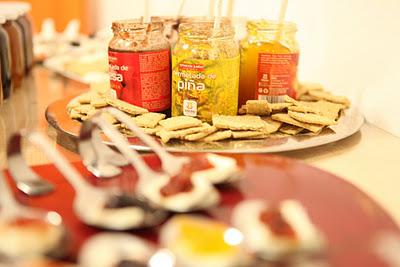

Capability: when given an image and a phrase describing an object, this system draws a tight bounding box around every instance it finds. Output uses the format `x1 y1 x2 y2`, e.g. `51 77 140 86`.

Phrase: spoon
85 113 220 212
105 108 242 185
79 120 129 178
6 133 55 196
104 107 190 176
0 169 67 261
27 131 167 230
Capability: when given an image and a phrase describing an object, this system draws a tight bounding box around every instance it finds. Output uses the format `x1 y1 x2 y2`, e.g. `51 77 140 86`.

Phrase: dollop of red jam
160 166 194 197
159 155 214 197
188 155 214 172
259 208 297 239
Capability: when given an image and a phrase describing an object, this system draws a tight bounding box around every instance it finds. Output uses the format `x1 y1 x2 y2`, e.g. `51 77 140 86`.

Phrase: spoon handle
90 115 160 180
27 132 90 193
7 133 55 196
105 108 190 176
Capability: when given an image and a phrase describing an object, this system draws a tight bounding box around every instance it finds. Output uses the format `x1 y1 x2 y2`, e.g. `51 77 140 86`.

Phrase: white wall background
92 0 400 135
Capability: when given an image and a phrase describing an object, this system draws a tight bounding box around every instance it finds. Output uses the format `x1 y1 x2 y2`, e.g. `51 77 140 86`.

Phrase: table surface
1 66 400 227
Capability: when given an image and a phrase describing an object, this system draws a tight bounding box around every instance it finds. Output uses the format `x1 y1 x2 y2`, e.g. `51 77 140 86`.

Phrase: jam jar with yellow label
239 20 299 106
108 20 171 114
172 21 240 122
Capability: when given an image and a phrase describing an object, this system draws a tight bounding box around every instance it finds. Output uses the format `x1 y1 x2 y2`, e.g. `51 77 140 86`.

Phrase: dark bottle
16 4 35 72
0 15 12 99
1 11 25 90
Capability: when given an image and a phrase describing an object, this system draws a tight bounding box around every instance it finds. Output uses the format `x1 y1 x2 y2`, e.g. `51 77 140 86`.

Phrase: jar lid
0 10 20 20
0 2 31 14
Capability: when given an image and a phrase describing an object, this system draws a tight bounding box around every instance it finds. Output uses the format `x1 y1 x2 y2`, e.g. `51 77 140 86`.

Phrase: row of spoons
0 107 242 262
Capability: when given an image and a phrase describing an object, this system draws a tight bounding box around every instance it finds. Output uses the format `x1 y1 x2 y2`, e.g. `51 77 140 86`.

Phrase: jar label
256 53 299 102
171 56 240 122
108 49 171 112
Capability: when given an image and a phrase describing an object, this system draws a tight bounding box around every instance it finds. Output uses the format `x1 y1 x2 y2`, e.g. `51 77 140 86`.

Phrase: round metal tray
46 96 364 153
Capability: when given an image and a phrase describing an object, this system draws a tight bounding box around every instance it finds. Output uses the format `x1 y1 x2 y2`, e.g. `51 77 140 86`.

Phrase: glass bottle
16 5 35 72
1 10 25 90
239 20 299 106
0 15 12 100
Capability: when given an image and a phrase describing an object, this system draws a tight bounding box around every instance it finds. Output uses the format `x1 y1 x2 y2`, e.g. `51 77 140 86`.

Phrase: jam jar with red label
108 20 171 115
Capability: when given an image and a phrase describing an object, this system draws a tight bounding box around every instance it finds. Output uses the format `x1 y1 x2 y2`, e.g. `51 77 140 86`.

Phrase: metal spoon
105 108 241 185
84 114 170 190
0 170 67 261
28 131 167 230
6 133 54 196
79 121 128 178
104 107 190 176
84 113 220 213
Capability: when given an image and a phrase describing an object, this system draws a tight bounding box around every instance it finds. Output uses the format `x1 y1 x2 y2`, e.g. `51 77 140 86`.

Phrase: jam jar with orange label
239 20 299 106
108 20 171 114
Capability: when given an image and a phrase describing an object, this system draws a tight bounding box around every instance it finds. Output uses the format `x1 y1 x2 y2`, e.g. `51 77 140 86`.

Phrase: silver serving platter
46 96 364 154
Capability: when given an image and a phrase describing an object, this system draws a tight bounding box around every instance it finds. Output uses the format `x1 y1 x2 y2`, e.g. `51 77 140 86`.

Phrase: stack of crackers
67 91 166 135
67 83 350 144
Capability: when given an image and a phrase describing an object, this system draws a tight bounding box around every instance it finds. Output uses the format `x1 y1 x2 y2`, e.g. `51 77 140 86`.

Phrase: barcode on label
258 95 285 103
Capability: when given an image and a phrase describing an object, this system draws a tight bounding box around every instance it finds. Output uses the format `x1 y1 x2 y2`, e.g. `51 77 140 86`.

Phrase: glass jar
1 2 34 72
239 20 299 106
172 21 240 122
1 10 25 90
151 16 181 46
16 5 35 72
108 20 171 114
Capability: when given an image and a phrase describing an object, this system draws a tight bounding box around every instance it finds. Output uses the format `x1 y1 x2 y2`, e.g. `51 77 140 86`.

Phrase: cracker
156 123 210 143
313 101 346 120
90 97 108 108
308 90 351 107
77 92 99 104
279 125 304 135
69 109 83 120
213 115 265 131
288 105 319 114
73 104 95 115
201 130 232 142
67 97 81 110
300 128 324 136
271 113 324 133
238 105 247 115
121 126 162 136
262 118 283 133
142 126 163 135
292 100 345 120
132 113 166 128
298 94 319 102
120 128 136 137
159 116 202 131
284 95 299 105
297 82 324 97
106 98 148 115
185 126 217 141
288 111 337 126
232 131 265 139
246 100 271 116
270 103 293 112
